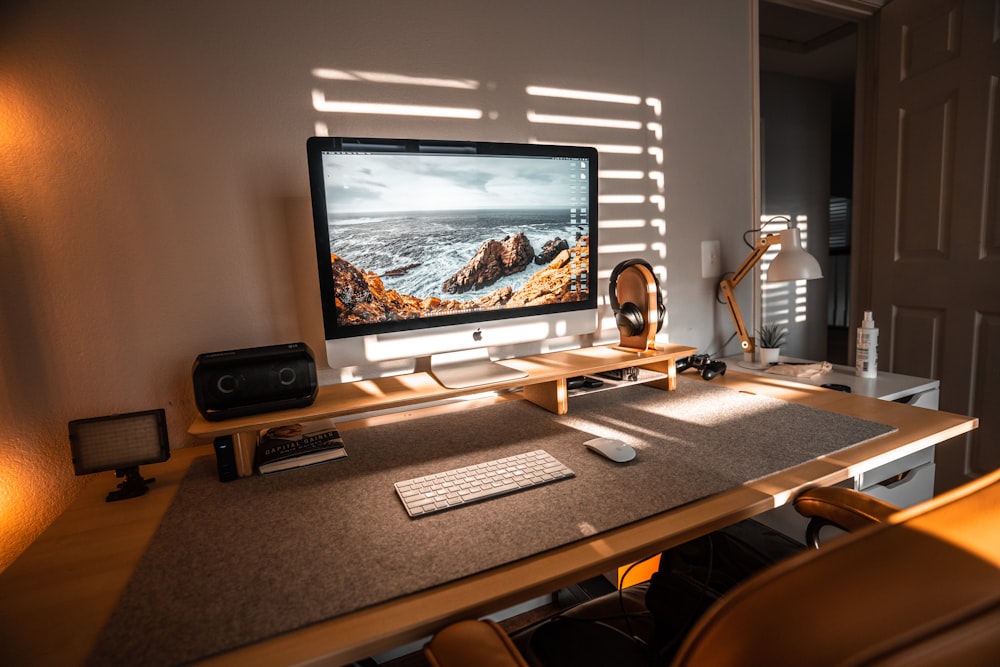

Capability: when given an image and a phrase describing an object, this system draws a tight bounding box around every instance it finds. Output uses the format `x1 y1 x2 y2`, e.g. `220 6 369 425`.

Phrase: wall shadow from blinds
310 69 667 343
760 214 814 328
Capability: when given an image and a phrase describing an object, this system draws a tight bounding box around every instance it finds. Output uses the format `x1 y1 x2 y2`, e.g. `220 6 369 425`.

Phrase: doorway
758 1 858 364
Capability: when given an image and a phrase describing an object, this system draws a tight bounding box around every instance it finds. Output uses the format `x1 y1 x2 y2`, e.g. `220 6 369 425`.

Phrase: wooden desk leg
232 430 259 477
642 359 678 391
522 379 569 415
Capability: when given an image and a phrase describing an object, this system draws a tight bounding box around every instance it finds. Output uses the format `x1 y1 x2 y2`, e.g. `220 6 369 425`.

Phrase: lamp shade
767 228 823 282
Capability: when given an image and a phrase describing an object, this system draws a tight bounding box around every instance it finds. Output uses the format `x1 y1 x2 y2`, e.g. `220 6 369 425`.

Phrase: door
869 0 1000 490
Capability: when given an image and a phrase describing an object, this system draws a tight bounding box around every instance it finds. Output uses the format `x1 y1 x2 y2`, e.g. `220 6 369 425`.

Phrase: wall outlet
701 240 721 278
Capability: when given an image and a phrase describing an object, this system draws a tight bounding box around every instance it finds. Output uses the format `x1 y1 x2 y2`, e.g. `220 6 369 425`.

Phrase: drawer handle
877 469 915 488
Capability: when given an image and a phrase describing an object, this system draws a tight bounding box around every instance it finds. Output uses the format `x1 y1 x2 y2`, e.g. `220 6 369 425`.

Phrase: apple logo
472 328 483 341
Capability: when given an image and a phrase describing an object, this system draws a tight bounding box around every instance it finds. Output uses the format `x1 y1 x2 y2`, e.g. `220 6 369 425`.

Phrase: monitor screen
306 137 599 387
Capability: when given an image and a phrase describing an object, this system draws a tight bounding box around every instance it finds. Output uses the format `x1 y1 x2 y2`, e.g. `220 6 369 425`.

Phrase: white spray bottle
856 310 879 378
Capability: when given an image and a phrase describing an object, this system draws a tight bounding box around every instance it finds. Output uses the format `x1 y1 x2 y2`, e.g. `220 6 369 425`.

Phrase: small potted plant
756 322 787 364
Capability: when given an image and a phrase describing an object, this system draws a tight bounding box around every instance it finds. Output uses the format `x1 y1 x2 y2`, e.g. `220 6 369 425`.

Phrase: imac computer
306 137 599 389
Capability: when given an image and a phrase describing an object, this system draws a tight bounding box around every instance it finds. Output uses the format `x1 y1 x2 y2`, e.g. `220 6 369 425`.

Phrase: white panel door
871 0 1000 489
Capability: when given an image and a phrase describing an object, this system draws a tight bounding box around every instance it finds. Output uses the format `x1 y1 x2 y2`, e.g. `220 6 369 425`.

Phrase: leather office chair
424 466 1000 667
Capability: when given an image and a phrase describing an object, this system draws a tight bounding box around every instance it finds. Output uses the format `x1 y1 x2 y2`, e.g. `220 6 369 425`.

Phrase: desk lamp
719 225 823 359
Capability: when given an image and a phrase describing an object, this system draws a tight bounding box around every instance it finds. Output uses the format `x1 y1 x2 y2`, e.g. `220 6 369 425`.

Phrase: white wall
0 0 755 567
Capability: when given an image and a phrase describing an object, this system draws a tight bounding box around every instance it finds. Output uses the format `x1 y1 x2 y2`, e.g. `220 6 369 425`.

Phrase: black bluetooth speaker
192 342 318 421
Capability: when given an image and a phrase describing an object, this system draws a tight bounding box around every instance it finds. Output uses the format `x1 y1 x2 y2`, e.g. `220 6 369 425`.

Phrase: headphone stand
612 262 659 352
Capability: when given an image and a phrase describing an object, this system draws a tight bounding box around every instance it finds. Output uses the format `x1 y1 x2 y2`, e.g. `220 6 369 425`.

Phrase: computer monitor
306 137 599 388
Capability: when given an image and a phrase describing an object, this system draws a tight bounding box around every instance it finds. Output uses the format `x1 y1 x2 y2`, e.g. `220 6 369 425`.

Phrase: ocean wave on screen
328 209 586 300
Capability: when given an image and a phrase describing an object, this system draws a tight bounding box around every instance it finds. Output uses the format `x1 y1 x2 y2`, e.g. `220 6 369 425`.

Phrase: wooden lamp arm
719 234 781 354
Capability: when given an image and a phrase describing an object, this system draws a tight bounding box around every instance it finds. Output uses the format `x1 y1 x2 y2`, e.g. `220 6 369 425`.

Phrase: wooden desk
0 372 978 666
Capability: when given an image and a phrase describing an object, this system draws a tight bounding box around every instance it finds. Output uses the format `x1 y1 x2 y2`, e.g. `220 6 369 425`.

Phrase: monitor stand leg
426 348 528 389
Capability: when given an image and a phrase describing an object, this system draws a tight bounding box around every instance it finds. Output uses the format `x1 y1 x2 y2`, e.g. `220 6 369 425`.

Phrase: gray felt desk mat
88 378 895 665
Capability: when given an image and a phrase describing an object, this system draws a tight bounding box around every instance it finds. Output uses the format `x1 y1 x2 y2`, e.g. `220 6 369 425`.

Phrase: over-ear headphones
608 259 665 337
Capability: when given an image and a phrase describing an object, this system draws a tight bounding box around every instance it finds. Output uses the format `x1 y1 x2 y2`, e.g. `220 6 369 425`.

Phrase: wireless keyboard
394 449 575 517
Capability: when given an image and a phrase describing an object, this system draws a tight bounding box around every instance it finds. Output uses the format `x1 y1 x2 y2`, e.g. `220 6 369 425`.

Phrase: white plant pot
759 347 781 364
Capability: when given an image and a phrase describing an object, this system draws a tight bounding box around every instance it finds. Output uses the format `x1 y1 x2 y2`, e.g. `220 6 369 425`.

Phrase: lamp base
737 360 772 371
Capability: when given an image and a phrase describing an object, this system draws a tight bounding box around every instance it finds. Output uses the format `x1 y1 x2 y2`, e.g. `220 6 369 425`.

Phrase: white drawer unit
858 447 936 507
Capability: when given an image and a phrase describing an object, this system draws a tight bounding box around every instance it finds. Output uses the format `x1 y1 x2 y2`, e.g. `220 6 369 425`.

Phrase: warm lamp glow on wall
719 225 823 358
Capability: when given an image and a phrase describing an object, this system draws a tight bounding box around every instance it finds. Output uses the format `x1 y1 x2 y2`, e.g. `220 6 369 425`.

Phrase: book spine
258 432 342 461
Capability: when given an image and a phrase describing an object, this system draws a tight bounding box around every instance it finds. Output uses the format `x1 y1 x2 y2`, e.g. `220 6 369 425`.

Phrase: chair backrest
670 467 1000 666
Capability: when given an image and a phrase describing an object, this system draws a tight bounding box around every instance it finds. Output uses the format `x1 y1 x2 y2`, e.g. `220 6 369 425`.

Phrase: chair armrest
424 619 529 667
793 487 899 548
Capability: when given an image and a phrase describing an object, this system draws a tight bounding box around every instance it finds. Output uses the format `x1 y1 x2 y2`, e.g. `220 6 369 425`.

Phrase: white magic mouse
584 437 636 463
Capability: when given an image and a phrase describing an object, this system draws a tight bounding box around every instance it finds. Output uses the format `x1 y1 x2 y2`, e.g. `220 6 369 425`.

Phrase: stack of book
254 421 347 475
